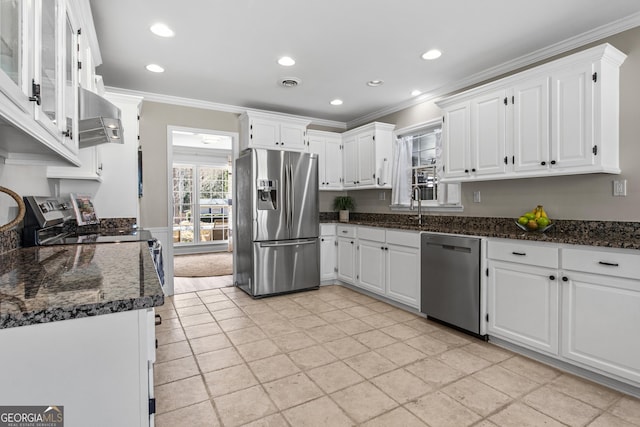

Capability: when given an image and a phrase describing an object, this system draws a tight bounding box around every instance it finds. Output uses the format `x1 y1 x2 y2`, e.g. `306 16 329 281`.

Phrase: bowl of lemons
516 205 553 232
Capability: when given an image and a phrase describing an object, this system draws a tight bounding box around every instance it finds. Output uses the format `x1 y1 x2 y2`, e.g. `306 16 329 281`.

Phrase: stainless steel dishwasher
420 233 483 337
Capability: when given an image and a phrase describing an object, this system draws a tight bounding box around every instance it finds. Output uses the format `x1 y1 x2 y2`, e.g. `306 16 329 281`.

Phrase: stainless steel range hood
78 88 124 148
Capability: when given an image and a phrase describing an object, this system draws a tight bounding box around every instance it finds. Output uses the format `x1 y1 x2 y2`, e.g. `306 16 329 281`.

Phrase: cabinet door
356 131 375 186
550 65 594 169
307 134 326 187
512 76 550 172
487 260 559 355
324 136 342 189
337 237 356 283
279 122 306 151
442 102 470 178
561 272 640 384
61 9 79 152
249 117 279 148
0 0 32 113
471 89 507 176
342 136 358 188
320 236 337 281
357 238 385 295
387 244 420 308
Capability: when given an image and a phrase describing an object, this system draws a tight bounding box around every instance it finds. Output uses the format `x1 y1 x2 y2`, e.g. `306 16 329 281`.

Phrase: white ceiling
89 0 640 127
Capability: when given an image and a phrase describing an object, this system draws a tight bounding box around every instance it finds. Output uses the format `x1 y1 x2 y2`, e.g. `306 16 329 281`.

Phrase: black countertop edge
0 294 164 329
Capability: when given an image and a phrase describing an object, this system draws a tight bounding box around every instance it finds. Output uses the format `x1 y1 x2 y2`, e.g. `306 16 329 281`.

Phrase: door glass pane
199 167 230 243
0 0 22 85
172 166 194 244
64 14 74 133
40 0 57 122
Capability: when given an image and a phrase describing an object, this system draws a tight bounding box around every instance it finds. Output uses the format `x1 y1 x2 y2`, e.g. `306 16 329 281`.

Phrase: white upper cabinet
437 43 626 182
239 111 310 152
0 0 95 166
341 122 394 189
308 130 342 190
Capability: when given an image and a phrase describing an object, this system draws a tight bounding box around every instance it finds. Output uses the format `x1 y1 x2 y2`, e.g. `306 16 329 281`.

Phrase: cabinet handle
541 161 546 166
471 168 476 172
350 241 354 244
562 276 569 282
380 246 384 250
321 238 325 242
550 160 556 165
598 261 619 267
464 169 469 173
384 247 388 251
342 230 348 233
549 275 555 280
511 251 526 256
504 156 508 165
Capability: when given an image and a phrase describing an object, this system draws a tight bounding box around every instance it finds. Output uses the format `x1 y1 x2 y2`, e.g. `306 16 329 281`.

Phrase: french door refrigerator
235 148 320 297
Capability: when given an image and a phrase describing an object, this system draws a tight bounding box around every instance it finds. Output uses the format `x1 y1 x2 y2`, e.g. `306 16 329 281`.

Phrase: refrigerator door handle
260 239 316 248
288 163 294 232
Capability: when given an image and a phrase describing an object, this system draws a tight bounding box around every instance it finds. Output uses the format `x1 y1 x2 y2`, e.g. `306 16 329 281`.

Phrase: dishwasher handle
426 242 472 253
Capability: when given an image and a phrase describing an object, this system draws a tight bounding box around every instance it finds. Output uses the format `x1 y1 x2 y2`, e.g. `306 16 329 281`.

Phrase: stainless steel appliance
235 149 320 297
420 233 484 337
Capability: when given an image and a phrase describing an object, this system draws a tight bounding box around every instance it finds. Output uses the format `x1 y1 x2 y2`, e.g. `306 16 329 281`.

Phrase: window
410 129 440 203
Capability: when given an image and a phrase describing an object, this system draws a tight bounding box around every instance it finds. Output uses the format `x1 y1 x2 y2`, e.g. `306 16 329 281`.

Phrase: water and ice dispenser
257 179 277 210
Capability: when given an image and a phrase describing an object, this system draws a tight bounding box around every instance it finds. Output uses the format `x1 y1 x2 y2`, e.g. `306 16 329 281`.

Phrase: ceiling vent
279 77 301 88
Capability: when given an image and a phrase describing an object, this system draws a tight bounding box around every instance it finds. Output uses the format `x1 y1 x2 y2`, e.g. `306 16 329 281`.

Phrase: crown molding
347 12 640 129
104 86 347 130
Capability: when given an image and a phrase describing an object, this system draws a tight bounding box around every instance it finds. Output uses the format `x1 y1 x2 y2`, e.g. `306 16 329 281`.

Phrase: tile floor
174 275 234 294
154 285 640 427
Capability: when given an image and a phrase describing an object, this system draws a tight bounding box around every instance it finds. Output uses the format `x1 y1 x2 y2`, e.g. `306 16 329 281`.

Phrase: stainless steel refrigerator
235 148 320 297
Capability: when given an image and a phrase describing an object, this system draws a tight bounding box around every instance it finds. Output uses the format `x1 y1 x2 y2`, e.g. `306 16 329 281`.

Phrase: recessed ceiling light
150 23 175 38
367 80 384 87
330 99 343 106
411 90 422 97
146 64 165 73
421 49 442 60
278 56 296 66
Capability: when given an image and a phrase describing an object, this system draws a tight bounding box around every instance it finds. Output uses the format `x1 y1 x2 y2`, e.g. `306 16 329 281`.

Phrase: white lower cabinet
487 239 640 388
357 228 386 295
320 224 337 282
336 225 357 284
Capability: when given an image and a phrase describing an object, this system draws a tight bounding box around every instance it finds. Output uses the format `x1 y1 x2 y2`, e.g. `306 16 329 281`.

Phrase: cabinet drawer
320 224 336 236
387 230 420 248
562 247 640 280
488 240 558 268
358 226 385 242
337 225 356 238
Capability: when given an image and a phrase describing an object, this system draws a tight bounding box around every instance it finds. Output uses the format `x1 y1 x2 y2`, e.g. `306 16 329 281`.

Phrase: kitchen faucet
411 185 422 225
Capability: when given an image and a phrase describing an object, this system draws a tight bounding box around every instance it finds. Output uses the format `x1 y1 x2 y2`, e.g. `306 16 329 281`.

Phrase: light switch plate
613 179 627 196
473 191 481 203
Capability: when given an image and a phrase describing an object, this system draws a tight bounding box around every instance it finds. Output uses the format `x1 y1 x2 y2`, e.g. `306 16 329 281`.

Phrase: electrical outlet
378 191 386 201
613 179 627 196
473 191 481 203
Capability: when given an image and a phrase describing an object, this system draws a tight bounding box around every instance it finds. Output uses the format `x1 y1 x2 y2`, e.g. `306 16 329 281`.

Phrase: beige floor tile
212 307 245 321
306 360 365 393
278 306 313 319
588 412 637 427
609 396 640 425
226 326 268 345
429 329 473 346
405 391 481 427
176 304 209 318
249 354 301 383
343 305 378 318
548 374 622 409
183 322 222 340
333 318 374 335
403 318 442 334
366 301 396 313
499 355 560 383
259 319 300 337
263 372 324 410
288 344 337 370
156 340 192 363
196 346 244 373
250 311 288 323
156 308 178 321
383 309 418 322
371 368 433 404
189 332 232 354
348 293 379 305
282 396 355 427
293 314 329 329
437 348 493 374
375 342 426 366
155 400 219 427
463 342 513 363
523 386 602 426
218 316 256 332
489 402 564 427
360 313 398 328
361 407 428 427
236 338 282 362
242 303 277 315
154 355 200 385
272 331 317 352
213 384 278 427
305 324 348 343
173 298 203 308
380 323 422 340
405 334 450 355
354 330 398 349
205 300 236 311
328 298 363 310
323 336 370 359
241 413 289 427
196 288 224 297
344 351 396 379
302 300 337 313
318 309 355 323
156 327 187 345
475 421 499 427
405 358 466 387
200 293 231 304
472 365 539 398
331 381 398 423
203 363 258 397
180 313 215 328
155 375 209 414
442 376 512 417
156 316 184 332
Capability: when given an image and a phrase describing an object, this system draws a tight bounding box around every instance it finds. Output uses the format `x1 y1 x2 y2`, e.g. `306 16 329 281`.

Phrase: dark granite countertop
0 242 164 329
320 213 640 250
